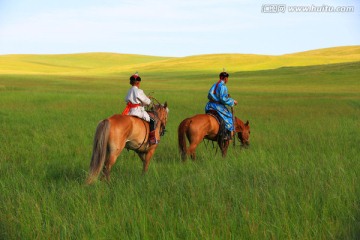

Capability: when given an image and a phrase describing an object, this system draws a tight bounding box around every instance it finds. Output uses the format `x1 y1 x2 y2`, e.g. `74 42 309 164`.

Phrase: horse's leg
102 139 126 182
188 142 197 160
137 152 146 173
138 148 156 174
187 135 203 160
219 140 230 157
102 150 118 182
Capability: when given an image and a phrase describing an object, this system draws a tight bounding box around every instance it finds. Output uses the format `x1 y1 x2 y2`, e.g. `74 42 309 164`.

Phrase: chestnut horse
178 114 250 160
86 103 169 184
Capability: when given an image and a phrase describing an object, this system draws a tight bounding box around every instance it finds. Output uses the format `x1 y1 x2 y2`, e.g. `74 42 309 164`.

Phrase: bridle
146 99 168 137
234 119 250 146
151 108 167 137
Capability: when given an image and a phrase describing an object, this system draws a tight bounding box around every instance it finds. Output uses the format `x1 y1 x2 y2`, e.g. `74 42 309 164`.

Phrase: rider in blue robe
205 72 238 138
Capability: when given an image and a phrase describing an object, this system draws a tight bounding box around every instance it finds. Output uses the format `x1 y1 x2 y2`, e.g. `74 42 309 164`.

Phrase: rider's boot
149 118 158 145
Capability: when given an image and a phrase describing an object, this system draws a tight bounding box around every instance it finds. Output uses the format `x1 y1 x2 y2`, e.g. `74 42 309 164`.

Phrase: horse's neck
234 117 244 132
147 110 161 127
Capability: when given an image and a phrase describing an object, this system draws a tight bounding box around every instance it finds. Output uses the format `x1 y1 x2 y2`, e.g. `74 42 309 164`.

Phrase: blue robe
205 80 235 131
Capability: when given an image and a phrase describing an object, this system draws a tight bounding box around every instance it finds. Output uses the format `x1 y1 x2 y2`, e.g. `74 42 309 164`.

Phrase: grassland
1 45 360 75
0 47 359 239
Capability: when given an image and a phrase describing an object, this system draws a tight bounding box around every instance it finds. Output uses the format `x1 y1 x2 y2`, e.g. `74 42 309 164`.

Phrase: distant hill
0 46 359 75
0 53 172 75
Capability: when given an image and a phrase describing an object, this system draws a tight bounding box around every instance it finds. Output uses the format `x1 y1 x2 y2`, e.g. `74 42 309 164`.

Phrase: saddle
206 110 221 124
128 112 158 145
206 110 230 143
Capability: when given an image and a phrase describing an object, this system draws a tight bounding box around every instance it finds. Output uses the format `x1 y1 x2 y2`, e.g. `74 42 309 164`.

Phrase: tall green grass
0 61 359 239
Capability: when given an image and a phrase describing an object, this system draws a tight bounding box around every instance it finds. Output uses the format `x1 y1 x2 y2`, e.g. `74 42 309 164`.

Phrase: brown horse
86 103 169 184
178 114 250 160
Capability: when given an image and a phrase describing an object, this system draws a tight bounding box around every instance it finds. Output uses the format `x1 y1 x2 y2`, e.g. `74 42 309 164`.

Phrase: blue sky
0 0 359 56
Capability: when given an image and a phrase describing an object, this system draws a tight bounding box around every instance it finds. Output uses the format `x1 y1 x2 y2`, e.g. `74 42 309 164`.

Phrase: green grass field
0 47 359 239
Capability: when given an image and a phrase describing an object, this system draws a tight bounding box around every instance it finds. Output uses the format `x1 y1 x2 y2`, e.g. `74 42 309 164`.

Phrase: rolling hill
0 46 359 75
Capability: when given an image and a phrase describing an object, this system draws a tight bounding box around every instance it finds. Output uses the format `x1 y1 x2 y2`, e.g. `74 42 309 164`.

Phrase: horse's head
153 102 169 136
234 117 250 146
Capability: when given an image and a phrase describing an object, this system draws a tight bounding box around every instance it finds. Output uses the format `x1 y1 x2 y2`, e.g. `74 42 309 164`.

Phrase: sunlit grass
0 60 359 239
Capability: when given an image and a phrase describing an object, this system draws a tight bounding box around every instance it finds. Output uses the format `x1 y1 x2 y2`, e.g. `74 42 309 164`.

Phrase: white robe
124 86 151 122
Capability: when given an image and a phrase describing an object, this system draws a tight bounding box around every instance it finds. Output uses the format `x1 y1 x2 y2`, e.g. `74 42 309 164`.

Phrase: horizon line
0 45 359 58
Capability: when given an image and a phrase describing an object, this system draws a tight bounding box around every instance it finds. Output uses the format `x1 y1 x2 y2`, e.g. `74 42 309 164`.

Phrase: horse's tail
178 118 191 161
86 119 110 184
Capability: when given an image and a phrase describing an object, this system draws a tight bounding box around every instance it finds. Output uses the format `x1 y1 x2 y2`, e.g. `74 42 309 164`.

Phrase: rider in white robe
125 85 151 121
122 73 158 144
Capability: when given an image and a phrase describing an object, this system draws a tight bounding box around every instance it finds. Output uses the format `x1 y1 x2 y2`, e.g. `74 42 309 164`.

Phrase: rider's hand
234 100 238 106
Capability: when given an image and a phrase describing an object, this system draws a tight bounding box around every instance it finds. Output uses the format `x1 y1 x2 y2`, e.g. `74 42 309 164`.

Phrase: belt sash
121 102 141 115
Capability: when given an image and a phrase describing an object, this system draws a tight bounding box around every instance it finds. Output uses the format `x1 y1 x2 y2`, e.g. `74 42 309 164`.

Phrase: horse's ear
245 120 249 126
163 101 168 108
